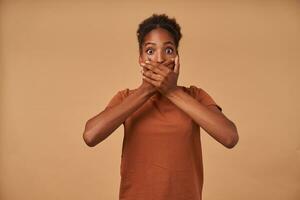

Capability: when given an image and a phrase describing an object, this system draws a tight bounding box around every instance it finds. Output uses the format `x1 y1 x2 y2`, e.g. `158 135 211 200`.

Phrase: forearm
83 87 155 147
165 87 238 148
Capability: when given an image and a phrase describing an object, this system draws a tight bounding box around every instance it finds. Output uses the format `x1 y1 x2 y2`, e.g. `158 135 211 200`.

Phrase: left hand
141 55 180 95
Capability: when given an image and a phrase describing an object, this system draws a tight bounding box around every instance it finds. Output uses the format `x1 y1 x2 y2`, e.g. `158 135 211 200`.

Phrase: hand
140 55 180 95
139 57 173 95
138 61 157 96
139 76 157 95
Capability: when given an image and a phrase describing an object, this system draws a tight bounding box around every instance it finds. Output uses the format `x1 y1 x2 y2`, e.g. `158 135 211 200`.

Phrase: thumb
173 55 180 73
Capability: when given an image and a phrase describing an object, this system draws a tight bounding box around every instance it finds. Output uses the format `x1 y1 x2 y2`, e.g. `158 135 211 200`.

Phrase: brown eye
146 48 154 55
165 47 174 54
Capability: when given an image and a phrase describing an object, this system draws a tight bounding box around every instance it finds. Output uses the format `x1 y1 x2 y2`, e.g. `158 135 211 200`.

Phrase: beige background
1 0 299 199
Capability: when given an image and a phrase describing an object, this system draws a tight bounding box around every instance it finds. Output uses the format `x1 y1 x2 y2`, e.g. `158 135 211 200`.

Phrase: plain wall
1 0 299 199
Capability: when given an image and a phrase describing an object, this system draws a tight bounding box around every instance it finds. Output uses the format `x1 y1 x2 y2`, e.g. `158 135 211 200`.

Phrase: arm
165 88 239 148
141 56 239 148
83 83 156 147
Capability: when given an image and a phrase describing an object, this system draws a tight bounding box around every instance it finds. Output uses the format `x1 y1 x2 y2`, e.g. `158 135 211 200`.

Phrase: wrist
164 86 180 98
138 85 157 98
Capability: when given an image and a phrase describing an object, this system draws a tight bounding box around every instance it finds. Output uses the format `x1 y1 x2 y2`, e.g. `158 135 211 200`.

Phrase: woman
83 13 239 200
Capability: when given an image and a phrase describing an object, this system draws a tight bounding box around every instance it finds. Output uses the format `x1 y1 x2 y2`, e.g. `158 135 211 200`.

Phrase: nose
155 50 165 64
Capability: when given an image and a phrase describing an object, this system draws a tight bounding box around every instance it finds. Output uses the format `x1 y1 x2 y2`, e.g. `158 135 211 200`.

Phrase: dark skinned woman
83 13 239 200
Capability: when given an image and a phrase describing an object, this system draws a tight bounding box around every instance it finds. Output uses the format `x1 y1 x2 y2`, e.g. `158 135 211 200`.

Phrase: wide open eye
165 47 174 54
146 48 154 55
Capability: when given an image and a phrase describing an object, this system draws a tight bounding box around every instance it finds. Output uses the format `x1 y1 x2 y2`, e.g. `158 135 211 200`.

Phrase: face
139 27 177 69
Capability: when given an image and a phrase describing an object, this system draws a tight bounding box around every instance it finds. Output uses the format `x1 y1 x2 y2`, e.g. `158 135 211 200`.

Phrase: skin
139 28 179 97
83 27 239 148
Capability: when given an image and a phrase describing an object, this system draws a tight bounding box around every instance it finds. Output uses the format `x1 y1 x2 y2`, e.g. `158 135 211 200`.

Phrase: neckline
150 86 184 100
150 92 162 101
132 86 185 102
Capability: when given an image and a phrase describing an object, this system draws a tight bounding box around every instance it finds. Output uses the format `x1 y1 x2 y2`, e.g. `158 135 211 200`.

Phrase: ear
139 55 143 65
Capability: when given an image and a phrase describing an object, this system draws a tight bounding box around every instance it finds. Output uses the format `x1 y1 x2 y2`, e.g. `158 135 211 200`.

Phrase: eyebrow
144 41 175 46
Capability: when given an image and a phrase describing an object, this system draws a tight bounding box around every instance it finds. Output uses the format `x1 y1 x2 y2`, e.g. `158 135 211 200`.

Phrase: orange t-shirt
104 85 222 200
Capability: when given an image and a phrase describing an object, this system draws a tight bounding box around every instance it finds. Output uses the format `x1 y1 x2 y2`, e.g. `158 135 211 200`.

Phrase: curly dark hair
136 13 182 54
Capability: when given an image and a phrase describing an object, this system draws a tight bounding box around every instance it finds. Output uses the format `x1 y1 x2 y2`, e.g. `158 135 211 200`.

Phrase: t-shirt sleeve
104 88 129 111
189 85 222 112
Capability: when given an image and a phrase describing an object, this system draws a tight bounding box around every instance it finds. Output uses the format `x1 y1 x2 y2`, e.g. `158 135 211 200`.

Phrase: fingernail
145 60 150 63
141 63 145 66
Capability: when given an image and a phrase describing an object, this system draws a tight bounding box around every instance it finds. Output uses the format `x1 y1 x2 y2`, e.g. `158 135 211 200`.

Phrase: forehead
143 27 175 45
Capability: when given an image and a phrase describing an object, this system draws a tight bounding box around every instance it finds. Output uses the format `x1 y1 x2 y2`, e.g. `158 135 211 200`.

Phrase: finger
144 58 174 67
140 62 146 68
157 65 171 74
146 59 171 69
140 68 148 75
141 66 150 72
140 61 158 74
140 62 153 74
144 59 173 69
145 60 157 66
143 59 173 75
163 58 175 66
143 70 163 81
174 55 180 74
143 76 160 87
144 61 167 76
159 58 175 73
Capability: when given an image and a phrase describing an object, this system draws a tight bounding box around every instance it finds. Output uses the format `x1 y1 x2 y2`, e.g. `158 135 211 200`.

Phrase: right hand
139 68 157 95
139 58 175 94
